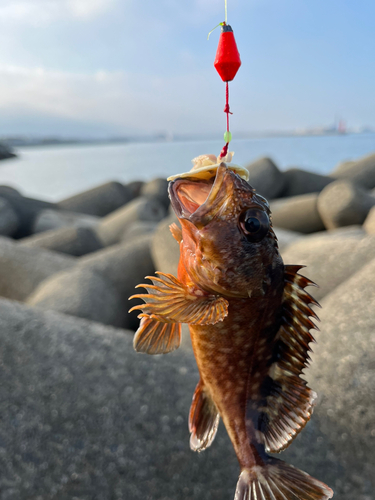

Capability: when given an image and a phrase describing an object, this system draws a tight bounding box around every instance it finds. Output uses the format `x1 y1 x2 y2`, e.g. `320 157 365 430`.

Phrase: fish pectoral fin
169 222 182 243
235 458 333 500
129 272 228 325
133 314 181 355
189 380 220 452
262 265 321 453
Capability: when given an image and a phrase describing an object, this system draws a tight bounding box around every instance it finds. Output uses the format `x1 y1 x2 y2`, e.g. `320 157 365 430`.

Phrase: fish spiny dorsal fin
189 380 220 452
129 272 228 325
133 315 181 355
262 265 321 453
169 222 182 243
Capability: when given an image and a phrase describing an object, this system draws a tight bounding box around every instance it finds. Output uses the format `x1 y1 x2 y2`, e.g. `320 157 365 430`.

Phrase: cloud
66 0 116 19
0 0 116 24
0 65 222 135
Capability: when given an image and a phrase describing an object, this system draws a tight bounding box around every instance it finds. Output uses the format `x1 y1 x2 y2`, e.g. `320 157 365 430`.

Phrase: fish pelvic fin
259 265 321 454
189 380 220 452
169 222 182 243
235 458 333 500
129 272 228 325
133 315 181 355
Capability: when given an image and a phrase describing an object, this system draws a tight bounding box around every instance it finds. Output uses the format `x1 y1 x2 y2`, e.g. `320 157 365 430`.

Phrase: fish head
168 162 284 298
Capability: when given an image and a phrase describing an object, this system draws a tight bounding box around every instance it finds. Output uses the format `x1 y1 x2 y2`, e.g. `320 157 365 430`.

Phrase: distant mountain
0 109 136 139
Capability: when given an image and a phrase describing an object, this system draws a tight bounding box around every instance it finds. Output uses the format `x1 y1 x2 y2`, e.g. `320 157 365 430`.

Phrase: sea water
0 134 374 201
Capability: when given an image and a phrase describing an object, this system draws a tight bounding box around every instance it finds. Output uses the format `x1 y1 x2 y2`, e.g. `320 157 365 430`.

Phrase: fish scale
189 297 282 468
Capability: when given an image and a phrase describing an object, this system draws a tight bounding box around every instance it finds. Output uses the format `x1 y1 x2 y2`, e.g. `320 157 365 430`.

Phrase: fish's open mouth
168 164 229 226
169 163 234 228
170 177 215 217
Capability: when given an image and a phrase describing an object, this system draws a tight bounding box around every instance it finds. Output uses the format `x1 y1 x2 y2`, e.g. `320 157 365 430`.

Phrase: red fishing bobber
214 24 241 82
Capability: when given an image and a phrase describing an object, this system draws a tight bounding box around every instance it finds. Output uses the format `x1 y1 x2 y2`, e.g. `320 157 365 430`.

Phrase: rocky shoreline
0 142 17 161
0 152 374 499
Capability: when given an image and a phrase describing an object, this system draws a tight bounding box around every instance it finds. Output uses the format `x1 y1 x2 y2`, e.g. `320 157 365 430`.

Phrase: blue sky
0 0 374 137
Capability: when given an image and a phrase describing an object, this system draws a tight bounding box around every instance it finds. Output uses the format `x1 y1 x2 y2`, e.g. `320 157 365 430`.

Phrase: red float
214 24 241 82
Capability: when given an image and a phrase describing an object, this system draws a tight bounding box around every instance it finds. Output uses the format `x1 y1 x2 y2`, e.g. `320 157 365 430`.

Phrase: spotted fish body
130 154 333 500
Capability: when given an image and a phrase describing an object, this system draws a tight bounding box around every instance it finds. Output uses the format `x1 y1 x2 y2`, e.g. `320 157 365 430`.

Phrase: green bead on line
224 131 232 143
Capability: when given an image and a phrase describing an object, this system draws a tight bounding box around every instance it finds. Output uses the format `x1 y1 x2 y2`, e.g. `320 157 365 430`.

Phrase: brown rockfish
130 153 334 500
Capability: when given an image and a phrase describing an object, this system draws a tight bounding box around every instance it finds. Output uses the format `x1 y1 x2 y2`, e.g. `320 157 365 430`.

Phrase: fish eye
239 209 270 242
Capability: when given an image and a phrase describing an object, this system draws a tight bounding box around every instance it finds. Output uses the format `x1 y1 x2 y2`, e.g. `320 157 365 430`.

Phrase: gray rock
126 180 144 198
270 193 325 233
273 227 304 252
140 178 170 209
0 185 21 196
317 180 375 229
0 191 56 237
304 225 366 241
20 226 103 256
0 298 241 500
283 256 375 498
0 142 16 160
282 234 375 300
151 213 180 277
0 236 76 301
95 196 167 247
58 181 133 216
331 151 375 189
363 206 375 234
332 159 355 173
121 220 159 241
245 157 286 199
33 209 99 234
2 276 368 500
281 168 335 197
0 197 19 236
79 235 155 330
27 267 125 327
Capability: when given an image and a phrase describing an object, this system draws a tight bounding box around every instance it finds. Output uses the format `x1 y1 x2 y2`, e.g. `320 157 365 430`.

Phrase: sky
0 0 374 138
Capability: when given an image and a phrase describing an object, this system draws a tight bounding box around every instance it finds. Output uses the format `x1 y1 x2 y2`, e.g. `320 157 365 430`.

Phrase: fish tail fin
235 457 333 500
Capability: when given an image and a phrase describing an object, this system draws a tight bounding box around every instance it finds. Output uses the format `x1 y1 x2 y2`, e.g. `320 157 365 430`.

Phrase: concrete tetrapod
79 234 155 330
283 256 375 499
58 181 134 216
95 196 166 247
0 236 76 301
20 226 103 256
27 267 125 327
317 180 375 229
32 209 99 234
270 193 325 234
282 234 375 300
331 151 375 190
0 196 19 236
282 168 335 197
0 298 341 500
245 157 286 199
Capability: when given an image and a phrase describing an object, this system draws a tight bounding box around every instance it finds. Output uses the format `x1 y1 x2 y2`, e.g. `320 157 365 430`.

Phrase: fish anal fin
262 266 320 453
133 315 181 355
129 272 228 325
235 458 333 500
189 380 220 452
169 222 182 243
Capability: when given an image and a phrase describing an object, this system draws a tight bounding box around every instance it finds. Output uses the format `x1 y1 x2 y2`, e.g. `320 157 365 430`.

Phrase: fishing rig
209 0 241 159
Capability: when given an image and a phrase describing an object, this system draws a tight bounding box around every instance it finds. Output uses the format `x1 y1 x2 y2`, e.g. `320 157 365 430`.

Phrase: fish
129 152 334 500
